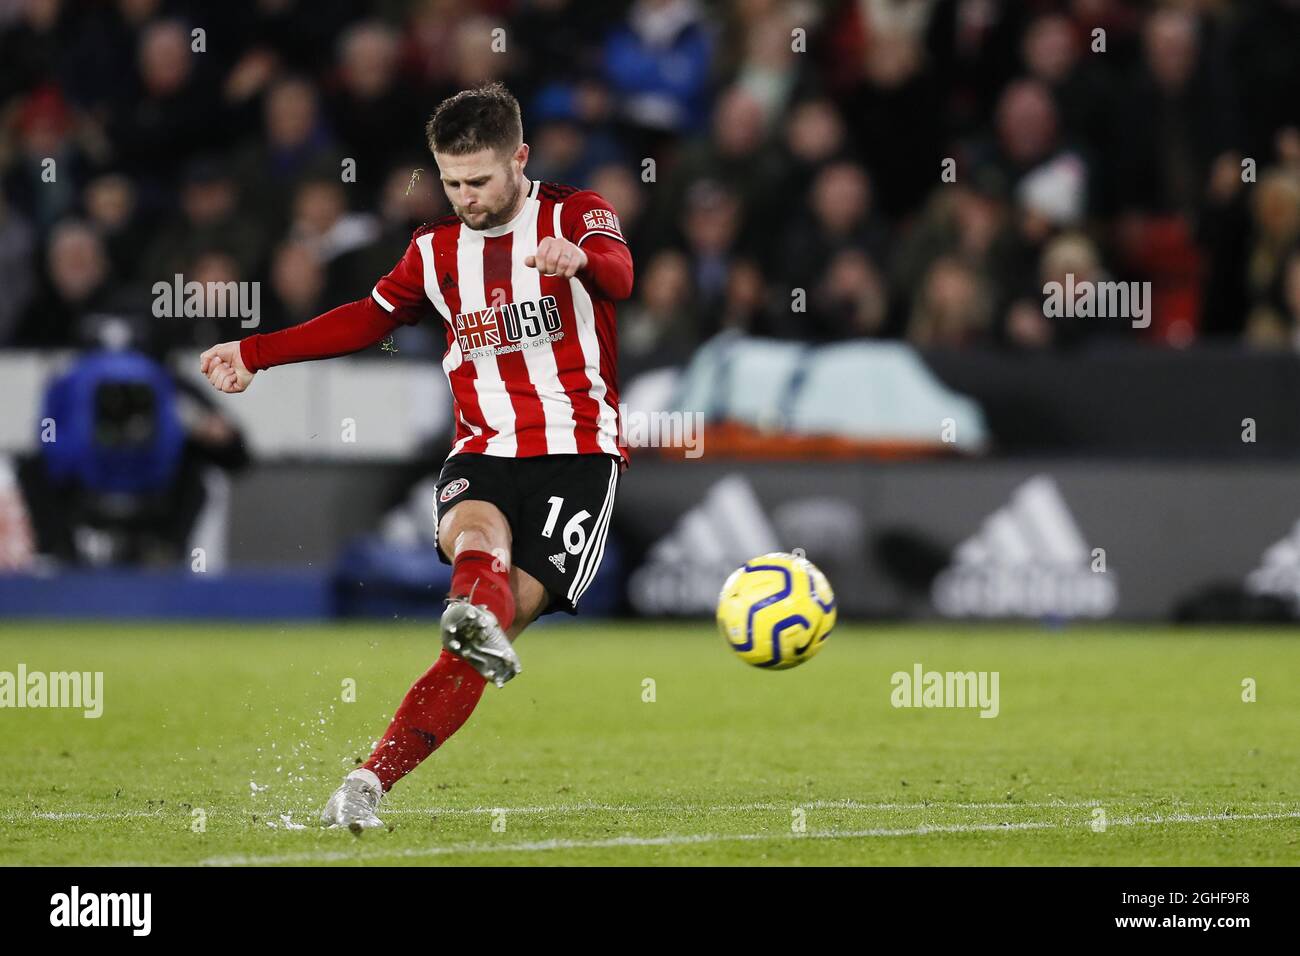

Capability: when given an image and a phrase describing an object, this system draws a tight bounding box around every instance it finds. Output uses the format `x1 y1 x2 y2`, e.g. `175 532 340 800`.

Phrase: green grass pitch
2 621 1298 866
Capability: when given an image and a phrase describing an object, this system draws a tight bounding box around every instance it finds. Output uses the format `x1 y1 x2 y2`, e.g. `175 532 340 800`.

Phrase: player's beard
457 175 524 231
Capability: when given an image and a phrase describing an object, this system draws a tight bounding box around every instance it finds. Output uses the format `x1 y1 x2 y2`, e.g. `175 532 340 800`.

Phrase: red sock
450 548 515 631
362 650 486 791
359 550 514 792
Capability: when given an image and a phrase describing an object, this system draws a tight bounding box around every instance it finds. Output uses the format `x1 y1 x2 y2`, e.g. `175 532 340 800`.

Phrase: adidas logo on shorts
549 552 567 573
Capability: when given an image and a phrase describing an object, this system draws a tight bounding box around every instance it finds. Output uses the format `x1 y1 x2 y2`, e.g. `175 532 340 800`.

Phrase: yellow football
716 552 837 669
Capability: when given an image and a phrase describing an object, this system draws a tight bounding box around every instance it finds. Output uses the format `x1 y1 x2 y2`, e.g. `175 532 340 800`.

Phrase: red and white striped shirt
371 180 629 461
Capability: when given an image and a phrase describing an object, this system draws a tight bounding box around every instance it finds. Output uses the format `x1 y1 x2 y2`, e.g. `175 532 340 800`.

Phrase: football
716 552 837 669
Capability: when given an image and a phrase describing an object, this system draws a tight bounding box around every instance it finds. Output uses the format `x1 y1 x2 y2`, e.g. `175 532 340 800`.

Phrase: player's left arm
525 191 634 300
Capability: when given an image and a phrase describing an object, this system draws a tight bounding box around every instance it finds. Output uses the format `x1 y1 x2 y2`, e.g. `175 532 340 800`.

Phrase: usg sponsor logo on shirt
454 295 562 357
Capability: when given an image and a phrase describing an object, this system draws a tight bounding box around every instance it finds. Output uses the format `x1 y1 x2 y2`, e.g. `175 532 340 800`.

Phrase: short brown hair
425 82 523 156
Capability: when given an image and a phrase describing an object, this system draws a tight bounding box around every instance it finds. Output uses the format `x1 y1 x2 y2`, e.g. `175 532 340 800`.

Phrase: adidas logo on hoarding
931 475 1117 619
1245 519 1300 606
628 475 780 615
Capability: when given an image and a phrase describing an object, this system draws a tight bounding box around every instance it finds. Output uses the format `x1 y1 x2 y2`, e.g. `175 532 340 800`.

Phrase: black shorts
434 453 622 616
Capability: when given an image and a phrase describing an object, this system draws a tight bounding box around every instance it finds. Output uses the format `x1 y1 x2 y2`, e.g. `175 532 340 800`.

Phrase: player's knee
442 503 510 557
453 525 495 555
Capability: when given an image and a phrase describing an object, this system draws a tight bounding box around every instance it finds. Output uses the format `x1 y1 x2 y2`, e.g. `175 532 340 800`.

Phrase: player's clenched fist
524 235 587 278
199 341 255 394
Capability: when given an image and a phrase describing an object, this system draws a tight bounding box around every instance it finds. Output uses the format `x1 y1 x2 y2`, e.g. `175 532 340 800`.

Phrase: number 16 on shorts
542 496 591 559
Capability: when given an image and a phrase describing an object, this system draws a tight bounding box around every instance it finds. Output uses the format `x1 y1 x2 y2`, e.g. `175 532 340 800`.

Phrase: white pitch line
8 798 1297 823
377 799 1111 815
194 810 1300 867
0 800 1088 822
0 810 169 822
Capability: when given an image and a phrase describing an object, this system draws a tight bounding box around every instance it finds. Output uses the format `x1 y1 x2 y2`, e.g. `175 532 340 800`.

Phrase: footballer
199 83 633 831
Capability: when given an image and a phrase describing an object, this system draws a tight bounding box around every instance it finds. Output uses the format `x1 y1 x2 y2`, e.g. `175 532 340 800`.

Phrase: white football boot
320 768 384 832
440 596 521 687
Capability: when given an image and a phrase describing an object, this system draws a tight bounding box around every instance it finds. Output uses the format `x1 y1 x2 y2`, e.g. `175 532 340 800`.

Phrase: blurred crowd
2 0 1300 374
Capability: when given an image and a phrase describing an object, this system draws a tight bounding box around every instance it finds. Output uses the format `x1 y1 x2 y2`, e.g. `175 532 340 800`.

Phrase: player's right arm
199 234 433 395
200 297 402 393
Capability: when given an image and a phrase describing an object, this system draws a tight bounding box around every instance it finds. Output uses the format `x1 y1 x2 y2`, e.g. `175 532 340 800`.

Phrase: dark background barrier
923 347 1300 458
60 449 1287 623
9 342 1297 622
613 457 1300 621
